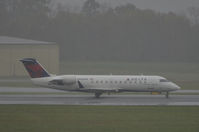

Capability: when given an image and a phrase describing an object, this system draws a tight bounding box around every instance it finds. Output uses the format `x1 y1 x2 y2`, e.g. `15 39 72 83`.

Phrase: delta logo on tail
20 58 50 78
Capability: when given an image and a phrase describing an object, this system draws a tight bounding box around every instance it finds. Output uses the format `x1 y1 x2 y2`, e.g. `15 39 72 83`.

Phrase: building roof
0 36 55 45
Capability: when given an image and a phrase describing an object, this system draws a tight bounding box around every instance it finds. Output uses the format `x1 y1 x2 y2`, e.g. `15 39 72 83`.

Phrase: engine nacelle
62 75 76 85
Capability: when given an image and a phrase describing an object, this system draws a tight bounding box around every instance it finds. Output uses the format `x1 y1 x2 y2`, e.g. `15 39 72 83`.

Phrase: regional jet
20 58 180 98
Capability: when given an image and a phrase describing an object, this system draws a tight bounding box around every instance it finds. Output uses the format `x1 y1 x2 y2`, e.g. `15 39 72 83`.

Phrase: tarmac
0 87 199 106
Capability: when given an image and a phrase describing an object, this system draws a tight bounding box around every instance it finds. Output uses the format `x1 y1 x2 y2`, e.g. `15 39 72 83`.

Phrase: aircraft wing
82 87 121 93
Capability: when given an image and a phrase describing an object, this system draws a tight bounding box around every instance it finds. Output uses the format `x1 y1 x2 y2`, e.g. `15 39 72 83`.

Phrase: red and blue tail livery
20 58 50 78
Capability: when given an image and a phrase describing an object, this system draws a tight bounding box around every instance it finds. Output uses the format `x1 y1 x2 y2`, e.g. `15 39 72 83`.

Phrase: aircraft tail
20 58 50 78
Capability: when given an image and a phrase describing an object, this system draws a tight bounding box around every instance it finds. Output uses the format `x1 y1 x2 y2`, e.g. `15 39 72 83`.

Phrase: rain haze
56 0 199 13
0 0 199 71
0 0 199 132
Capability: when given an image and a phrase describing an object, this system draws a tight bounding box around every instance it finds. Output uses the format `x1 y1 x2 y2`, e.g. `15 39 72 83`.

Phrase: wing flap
84 87 121 92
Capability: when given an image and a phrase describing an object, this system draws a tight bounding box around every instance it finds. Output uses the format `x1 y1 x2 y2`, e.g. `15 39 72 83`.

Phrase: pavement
0 87 199 93
0 87 199 106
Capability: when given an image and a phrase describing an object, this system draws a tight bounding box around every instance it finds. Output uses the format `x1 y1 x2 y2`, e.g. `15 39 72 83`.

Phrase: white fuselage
31 75 180 93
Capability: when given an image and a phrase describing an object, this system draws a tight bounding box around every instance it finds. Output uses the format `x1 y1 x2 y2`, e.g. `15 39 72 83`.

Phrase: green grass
0 81 34 87
60 61 199 75
0 78 34 87
0 105 198 132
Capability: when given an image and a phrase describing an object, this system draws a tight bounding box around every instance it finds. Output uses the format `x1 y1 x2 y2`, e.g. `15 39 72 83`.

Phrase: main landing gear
95 92 102 98
165 92 169 98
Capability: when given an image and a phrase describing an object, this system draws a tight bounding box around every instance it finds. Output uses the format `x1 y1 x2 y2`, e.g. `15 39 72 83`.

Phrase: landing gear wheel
166 92 169 98
95 93 102 98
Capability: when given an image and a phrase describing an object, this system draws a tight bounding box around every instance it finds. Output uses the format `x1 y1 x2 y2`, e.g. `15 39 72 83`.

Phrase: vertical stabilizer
20 58 50 78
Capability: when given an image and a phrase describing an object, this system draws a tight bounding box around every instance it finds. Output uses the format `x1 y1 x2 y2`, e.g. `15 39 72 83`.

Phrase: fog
0 0 199 62
55 0 199 13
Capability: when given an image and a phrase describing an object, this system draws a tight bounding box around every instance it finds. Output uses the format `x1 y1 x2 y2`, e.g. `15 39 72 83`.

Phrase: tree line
0 0 199 62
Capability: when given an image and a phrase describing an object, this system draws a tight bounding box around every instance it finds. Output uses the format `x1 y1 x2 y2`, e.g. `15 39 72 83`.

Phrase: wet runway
0 87 199 105
1 87 199 93
0 94 199 106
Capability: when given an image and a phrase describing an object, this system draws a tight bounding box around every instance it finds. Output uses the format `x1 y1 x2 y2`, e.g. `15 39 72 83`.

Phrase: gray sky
54 0 199 13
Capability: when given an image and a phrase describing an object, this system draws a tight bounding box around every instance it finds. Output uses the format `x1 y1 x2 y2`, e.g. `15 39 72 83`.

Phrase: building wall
0 44 59 77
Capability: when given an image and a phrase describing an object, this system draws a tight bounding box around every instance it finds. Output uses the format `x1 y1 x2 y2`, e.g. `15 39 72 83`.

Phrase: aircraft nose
172 83 181 90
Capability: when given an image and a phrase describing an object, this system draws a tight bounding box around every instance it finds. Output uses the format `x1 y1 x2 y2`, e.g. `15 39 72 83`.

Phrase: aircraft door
147 77 158 91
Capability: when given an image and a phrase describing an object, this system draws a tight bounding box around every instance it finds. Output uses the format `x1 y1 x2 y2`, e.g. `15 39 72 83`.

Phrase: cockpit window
159 79 170 82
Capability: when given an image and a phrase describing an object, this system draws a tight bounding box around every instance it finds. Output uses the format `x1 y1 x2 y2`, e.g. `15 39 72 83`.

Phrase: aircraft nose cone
172 83 181 90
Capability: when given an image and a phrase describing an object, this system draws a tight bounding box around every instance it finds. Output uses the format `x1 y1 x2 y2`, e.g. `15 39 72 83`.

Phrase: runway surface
0 87 199 105
1 87 199 93
0 94 199 106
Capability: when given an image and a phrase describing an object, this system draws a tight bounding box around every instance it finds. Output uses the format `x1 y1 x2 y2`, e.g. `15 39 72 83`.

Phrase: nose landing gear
166 92 169 98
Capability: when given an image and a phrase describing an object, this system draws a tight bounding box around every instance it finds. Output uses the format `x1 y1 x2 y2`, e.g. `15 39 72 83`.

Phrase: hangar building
0 36 59 77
